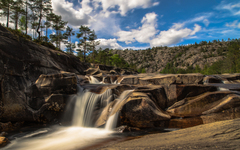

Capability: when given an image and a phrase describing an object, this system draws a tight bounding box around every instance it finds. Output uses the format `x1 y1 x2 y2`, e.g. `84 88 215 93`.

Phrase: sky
1 0 240 50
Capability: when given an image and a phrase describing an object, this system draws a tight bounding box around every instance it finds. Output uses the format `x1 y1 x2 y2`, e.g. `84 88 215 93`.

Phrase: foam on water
4 77 132 149
4 127 113 150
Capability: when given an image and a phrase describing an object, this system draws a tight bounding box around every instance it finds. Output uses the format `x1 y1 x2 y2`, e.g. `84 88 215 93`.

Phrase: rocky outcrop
0 25 88 124
1 24 240 136
112 43 228 73
91 73 240 128
98 118 240 150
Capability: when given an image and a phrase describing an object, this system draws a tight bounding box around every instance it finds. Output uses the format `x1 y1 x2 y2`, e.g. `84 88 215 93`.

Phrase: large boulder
0 25 88 123
164 84 218 107
167 91 240 117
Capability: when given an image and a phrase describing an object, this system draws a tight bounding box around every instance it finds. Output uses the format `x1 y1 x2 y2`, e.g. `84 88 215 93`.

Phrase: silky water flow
4 78 130 150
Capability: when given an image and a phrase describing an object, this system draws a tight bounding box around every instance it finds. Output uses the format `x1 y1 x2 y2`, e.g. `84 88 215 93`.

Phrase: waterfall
72 87 112 127
105 90 133 130
89 76 102 84
3 73 133 150
3 85 119 150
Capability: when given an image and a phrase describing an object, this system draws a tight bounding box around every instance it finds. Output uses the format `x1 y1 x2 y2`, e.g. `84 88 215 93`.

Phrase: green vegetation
160 40 240 74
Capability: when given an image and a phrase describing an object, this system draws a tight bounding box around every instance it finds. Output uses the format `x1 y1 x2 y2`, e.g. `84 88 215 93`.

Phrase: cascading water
105 90 133 130
72 86 112 127
3 77 128 150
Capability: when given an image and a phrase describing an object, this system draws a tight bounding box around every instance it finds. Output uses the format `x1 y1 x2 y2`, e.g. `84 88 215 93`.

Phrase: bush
33 39 57 50
6 27 32 40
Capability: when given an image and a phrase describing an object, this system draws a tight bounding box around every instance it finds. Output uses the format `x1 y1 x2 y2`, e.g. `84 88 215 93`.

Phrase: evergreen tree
19 15 26 31
10 0 24 30
49 13 67 49
63 26 75 54
76 25 92 62
0 0 13 28
88 30 100 62
30 0 52 40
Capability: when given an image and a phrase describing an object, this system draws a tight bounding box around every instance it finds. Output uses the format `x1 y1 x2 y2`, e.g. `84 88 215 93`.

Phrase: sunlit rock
167 91 239 117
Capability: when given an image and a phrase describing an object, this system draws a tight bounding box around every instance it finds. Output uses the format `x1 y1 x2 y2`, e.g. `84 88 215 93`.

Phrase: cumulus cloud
90 12 121 36
96 38 123 49
117 12 158 44
116 12 202 47
150 23 201 47
52 0 91 27
95 0 156 16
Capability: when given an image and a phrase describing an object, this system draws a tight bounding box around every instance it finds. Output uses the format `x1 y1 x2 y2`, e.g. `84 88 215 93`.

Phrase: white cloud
97 38 123 49
117 12 158 44
116 12 202 47
215 1 240 16
203 19 210 27
150 23 201 47
226 20 240 28
95 0 157 16
81 0 93 15
185 13 213 25
52 0 91 27
90 12 121 36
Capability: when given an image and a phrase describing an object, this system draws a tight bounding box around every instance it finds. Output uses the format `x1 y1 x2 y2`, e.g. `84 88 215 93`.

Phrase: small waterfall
72 87 112 127
105 90 133 130
89 76 103 84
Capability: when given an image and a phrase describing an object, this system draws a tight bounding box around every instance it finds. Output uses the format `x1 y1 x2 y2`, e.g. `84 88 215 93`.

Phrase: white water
72 87 112 127
4 86 117 150
105 90 133 130
89 76 103 84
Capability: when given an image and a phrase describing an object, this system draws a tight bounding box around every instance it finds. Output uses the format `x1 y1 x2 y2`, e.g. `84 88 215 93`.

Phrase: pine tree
76 25 92 62
0 0 14 28
10 0 24 30
30 0 52 40
63 26 75 54
88 30 100 62
49 13 67 49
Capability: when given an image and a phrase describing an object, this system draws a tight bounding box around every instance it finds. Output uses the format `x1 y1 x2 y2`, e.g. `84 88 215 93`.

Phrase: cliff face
112 42 228 73
0 25 88 122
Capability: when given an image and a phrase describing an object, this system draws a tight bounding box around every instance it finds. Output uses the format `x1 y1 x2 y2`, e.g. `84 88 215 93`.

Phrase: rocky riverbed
1 24 240 149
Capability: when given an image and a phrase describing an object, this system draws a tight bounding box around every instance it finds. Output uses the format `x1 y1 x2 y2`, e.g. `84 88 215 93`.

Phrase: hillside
112 40 239 73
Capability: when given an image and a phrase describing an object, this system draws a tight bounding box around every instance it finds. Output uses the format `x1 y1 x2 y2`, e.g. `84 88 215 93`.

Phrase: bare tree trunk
7 5 10 28
25 0 28 34
37 10 42 40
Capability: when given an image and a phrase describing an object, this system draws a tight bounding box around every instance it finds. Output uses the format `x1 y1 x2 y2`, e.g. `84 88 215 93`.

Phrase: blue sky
1 0 240 50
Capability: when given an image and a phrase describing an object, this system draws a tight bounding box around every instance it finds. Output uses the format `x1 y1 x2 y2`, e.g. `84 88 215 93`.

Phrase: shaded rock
119 75 140 85
28 73 77 110
0 122 12 132
140 74 204 85
167 91 239 117
166 117 203 128
116 125 141 133
121 92 171 128
85 68 100 75
164 84 218 108
201 106 240 124
203 75 223 83
219 73 240 83
0 25 88 123
134 85 167 110
206 83 240 91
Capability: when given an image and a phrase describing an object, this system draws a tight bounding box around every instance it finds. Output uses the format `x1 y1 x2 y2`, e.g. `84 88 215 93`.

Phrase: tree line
160 39 240 74
0 0 100 62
